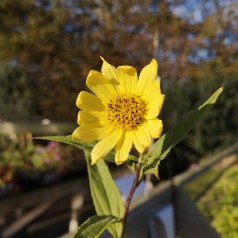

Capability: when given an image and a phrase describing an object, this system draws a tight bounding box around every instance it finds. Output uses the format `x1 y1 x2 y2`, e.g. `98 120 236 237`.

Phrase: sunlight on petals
73 57 164 164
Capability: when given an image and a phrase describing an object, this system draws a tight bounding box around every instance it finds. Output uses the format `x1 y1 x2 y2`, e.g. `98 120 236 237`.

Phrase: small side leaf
73 215 121 238
85 151 124 238
142 86 223 178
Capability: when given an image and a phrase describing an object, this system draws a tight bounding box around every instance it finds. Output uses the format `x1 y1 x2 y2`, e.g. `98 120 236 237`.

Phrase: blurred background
0 0 238 237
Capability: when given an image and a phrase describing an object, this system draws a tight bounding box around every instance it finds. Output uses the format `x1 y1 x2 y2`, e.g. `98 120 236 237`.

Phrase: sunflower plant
39 57 223 238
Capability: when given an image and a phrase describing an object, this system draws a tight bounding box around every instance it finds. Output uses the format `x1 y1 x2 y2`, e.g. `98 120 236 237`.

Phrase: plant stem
120 165 142 238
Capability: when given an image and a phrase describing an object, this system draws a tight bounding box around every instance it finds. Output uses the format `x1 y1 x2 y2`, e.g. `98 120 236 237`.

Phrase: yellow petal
91 129 122 164
146 94 165 119
139 126 151 147
76 91 104 111
77 111 107 126
132 130 145 153
117 66 138 94
72 124 114 142
136 59 158 95
115 131 133 165
86 70 117 102
142 80 161 102
145 119 163 138
72 126 95 142
101 57 119 83
132 126 151 153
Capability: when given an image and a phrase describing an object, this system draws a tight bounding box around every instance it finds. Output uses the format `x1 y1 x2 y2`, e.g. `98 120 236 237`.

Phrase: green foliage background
197 161 238 238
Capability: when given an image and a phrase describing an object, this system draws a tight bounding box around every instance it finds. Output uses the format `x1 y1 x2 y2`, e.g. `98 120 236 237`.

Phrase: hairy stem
120 165 142 238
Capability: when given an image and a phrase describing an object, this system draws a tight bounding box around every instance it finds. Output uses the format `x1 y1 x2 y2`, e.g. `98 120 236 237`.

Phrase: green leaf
37 136 125 236
85 151 124 238
73 215 121 238
35 135 95 151
35 135 138 168
142 86 223 178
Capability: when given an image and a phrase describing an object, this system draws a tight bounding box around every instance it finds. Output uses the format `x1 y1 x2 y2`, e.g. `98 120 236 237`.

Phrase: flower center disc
107 94 147 131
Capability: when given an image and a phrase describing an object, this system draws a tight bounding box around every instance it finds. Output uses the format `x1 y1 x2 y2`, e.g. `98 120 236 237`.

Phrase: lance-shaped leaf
74 215 121 238
35 135 138 166
142 87 223 178
35 135 95 151
84 151 124 238
36 136 125 236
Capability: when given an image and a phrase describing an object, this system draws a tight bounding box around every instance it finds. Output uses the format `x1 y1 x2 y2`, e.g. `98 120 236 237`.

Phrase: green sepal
73 215 121 238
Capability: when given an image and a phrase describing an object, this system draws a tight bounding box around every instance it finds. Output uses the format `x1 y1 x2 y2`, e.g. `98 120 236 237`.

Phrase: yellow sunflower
72 57 165 165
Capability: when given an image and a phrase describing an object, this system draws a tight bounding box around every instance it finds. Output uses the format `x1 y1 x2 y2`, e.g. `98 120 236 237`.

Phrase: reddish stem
120 166 141 238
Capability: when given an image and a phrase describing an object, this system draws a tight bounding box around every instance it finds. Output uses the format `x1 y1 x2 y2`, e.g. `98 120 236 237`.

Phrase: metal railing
0 121 237 238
